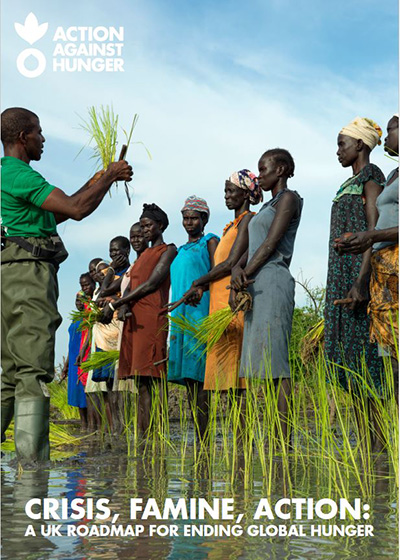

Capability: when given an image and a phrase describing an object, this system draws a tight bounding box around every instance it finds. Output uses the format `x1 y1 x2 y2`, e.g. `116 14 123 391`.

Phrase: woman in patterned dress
324 116 385 394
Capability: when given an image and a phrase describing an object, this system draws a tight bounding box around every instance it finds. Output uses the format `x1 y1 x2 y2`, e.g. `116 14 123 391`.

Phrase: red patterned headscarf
228 169 263 205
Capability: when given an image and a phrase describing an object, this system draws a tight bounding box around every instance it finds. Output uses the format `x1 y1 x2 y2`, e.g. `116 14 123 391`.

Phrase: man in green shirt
1 107 133 463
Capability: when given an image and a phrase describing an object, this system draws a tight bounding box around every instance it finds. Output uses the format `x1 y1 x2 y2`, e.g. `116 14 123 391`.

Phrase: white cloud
2 1 397 362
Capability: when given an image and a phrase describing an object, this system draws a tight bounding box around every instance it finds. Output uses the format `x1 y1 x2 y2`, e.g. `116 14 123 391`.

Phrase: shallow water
1 426 398 560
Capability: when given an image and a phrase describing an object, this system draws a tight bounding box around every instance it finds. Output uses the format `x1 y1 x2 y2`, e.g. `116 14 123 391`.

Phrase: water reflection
1 434 398 560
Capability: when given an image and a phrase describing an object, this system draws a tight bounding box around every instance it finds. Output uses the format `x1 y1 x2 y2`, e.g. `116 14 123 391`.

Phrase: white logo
14 13 124 77
14 12 48 78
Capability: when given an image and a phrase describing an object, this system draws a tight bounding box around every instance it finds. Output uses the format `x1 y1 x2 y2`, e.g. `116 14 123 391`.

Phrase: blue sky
1 0 398 364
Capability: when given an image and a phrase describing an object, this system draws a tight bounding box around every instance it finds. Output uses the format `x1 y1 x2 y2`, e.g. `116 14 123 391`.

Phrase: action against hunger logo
14 12 124 78
15 13 48 78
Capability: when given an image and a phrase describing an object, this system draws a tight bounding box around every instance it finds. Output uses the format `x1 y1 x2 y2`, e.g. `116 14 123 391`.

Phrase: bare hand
334 231 372 255
183 285 204 307
230 266 248 291
334 282 367 310
101 303 115 323
110 254 127 269
228 289 238 312
346 282 368 310
106 160 134 183
117 303 132 321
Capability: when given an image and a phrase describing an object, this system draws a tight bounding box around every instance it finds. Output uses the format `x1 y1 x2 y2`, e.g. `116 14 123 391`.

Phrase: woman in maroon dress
102 204 176 433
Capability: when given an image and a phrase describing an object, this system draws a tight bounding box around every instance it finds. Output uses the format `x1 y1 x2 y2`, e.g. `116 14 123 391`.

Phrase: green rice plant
2 422 88 453
169 307 236 357
80 350 120 373
77 105 151 203
49 380 80 420
122 383 140 456
300 318 324 365
169 292 251 358
78 105 119 170
70 300 103 332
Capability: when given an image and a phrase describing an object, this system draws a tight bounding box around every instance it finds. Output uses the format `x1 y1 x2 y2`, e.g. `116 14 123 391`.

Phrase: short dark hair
261 148 295 178
89 257 102 268
110 236 130 251
80 272 94 283
1 107 39 146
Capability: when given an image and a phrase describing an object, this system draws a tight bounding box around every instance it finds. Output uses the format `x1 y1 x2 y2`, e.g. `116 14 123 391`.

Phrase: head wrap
141 203 169 231
181 195 210 217
228 169 263 205
95 260 109 272
339 116 382 150
394 113 399 119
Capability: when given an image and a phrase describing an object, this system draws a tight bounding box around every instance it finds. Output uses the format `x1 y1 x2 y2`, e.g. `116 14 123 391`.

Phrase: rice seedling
49 381 79 420
79 349 120 373
300 318 324 365
77 105 151 203
2 422 88 453
70 300 103 332
78 105 119 170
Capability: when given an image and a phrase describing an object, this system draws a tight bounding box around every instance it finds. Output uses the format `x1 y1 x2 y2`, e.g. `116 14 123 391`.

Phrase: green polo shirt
1 156 57 237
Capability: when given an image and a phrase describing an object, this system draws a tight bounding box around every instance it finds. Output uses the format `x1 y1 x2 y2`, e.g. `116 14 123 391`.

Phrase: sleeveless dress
119 243 173 378
168 233 219 385
204 211 252 390
239 190 303 380
324 163 385 390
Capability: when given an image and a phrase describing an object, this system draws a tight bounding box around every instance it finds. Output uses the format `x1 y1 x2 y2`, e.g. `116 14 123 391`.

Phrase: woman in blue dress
168 196 219 439
61 293 88 429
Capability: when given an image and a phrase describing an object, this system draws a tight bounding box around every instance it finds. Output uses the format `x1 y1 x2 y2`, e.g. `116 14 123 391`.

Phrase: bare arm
345 180 383 309
335 227 399 254
244 191 299 277
192 214 253 287
102 246 177 321
207 236 219 268
41 161 133 223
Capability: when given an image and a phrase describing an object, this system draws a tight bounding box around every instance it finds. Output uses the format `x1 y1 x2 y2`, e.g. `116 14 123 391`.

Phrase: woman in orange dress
102 204 176 433
184 170 263 390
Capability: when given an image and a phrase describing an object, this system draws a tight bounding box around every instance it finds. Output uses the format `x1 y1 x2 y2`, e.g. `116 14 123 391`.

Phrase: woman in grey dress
231 148 303 443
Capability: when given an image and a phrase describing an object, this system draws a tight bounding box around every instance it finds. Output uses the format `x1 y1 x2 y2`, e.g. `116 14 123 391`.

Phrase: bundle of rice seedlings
80 350 120 373
78 105 119 170
193 307 235 355
167 313 198 337
70 301 103 332
49 382 79 420
194 290 252 354
169 290 252 356
77 105 150 203
300 318 324 365
1 422 87 452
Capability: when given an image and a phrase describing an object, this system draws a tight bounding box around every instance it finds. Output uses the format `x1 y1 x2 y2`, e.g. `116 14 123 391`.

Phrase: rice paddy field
1 354 398 560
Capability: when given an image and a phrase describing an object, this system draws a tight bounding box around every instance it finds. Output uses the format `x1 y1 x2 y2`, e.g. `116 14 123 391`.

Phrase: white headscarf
339 116 383 150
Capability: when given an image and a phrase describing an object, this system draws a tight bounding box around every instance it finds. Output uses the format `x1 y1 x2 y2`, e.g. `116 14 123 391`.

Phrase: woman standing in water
232 149 302 444
184 170 262 391
168 196 219 439
102 204 176 434
324 117 385 392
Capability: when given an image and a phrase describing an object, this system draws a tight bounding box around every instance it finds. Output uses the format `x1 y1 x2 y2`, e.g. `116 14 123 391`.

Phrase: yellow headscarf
339 116 382 150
